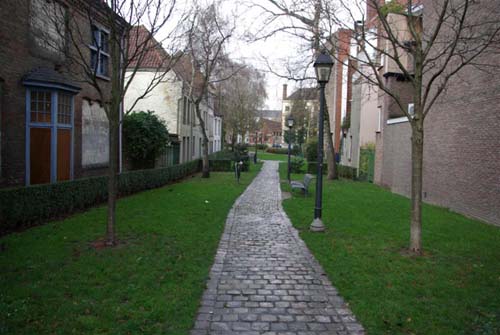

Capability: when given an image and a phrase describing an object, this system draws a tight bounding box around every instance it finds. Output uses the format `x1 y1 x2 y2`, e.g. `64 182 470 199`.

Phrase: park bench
290 174 315 196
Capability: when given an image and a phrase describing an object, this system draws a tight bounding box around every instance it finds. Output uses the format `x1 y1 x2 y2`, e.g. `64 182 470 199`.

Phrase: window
90 25 109 77
58 93 72 124
27 89 74 185
30 91 52 123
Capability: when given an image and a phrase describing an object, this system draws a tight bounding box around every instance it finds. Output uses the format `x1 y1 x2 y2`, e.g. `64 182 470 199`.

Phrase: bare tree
42 0 181 245
329 0 500 254
181 0 236 178
247 0 339 179
219 63 267 149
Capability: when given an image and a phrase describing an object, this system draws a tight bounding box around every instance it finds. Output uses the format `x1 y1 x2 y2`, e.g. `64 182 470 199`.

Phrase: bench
290 174 315 196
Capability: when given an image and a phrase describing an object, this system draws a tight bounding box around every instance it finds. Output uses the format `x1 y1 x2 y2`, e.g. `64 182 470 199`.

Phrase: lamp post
254 130 258 163
310 51 334 233
286 115 294 183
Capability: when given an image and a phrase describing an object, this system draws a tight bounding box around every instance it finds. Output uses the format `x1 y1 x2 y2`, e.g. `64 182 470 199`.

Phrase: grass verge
257 151 290 161
0 163 262 334
279 163 500 335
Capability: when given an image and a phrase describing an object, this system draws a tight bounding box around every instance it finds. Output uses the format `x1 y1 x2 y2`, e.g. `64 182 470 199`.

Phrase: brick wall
374 0 500 225
0 0 111 187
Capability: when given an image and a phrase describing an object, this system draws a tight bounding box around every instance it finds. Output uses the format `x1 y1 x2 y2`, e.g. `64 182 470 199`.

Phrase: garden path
191 161 364 335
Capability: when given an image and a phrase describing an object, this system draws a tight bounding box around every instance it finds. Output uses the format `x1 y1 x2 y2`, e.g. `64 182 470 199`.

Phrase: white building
124 26 221 166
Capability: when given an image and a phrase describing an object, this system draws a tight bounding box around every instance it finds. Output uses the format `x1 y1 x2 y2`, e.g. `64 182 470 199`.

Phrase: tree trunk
324 108 336 180
195 103 210 178
106 109 119 246
410 123 424 255
202 136 210 178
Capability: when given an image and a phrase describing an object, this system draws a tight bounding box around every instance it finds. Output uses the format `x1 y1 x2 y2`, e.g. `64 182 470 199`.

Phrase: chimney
282 84 288 100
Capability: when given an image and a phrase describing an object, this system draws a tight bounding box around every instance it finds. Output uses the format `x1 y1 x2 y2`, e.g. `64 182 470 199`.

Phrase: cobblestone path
191 161 364 335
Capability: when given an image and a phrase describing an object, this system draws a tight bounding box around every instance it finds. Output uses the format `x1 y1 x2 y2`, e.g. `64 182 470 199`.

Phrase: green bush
209 159 232 172
123 111 169 169
337 164 358 180
256 144 267 150
305 140 318 162
307 162 328 175
290 157 305 173
0 160 200 234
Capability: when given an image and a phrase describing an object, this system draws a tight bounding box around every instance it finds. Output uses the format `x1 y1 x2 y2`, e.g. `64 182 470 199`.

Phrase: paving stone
191 162 364 334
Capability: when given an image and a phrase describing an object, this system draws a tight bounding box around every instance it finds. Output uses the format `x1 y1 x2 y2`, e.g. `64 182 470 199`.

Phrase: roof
22 67 81 93
127 27 211 99
258 109 281 119
127 25 171 69
286 87 318 101
260 118 281 132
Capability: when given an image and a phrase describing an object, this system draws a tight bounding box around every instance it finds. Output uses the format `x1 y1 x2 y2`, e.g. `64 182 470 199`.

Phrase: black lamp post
286 115 294 183
254 130 258 163
310 51 334 233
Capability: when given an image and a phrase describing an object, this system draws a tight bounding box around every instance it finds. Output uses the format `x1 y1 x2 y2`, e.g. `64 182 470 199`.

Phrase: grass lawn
256 150 290 161
279 163 500 335
0 164 262 335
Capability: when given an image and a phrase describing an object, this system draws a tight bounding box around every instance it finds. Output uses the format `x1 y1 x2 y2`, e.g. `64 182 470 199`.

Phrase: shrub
209 159 232 172
290 157 305 173
0 160 200 235
123 111 169 169
307 162 328 175
337 164 358 180
305 140 318 162
256 144 267 150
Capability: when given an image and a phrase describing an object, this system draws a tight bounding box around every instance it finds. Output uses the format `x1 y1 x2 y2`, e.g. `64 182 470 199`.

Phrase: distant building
124 26 221 167
281 85 319 145
249 118 282 147
258 109 281 123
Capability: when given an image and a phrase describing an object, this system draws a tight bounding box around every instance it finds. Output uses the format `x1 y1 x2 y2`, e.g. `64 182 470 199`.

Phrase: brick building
249 118 282 147
0 0 119 187
373 0 500 225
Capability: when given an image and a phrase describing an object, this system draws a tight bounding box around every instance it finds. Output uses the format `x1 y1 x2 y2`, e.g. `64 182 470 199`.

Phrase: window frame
25 88 75 185
89 24 110 80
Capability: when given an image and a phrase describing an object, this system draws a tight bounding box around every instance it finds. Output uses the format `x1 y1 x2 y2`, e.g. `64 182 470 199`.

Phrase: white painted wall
124 71 181 135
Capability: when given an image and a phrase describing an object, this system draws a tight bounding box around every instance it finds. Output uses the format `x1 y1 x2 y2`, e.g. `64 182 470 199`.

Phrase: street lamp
286 115 294 183
254 130 258 163
310 51 334 233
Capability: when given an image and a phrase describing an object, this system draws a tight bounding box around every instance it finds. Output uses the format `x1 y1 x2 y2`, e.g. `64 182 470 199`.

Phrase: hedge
209 159 232 172
337 164 358 180
0 160 200 234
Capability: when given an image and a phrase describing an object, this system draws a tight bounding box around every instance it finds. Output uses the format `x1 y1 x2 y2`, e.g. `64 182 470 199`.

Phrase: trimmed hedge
209 159 232 172
0 160 200 234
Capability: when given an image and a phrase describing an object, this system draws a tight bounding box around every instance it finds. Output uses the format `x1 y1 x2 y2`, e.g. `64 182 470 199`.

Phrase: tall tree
249 0 339 179
220 64 267 149
330 0 500 254
43 0 180 245
182 1 235 178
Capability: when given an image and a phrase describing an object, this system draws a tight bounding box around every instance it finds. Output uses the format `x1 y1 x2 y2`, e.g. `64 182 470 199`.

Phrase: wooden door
57 129 71 181
30 128 51 184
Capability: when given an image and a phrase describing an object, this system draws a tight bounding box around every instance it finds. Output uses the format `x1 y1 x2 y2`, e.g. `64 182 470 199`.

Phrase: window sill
96 74 111 81
387 116 409 125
